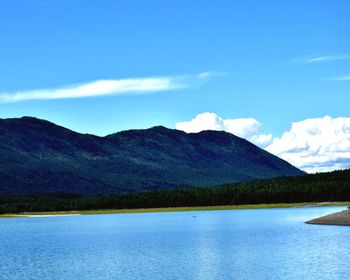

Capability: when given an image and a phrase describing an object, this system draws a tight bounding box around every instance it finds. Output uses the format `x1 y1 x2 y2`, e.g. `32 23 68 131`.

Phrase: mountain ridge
0 116 303 195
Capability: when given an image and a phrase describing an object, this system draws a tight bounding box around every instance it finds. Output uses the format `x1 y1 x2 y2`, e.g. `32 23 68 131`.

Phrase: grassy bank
1 201 349 218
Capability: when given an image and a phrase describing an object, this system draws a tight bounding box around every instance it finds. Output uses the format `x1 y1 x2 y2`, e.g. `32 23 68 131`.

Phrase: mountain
0 116 303 195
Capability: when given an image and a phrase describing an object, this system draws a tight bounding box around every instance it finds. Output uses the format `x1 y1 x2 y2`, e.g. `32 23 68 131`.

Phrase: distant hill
0 116 303 195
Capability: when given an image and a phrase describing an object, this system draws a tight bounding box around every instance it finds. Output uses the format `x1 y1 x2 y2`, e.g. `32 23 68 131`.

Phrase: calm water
1 207 349 280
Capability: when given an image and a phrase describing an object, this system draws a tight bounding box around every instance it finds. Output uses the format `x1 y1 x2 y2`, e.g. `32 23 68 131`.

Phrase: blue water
0 207 350 280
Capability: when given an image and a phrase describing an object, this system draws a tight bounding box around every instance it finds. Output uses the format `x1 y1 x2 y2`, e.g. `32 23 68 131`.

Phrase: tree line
0 169 349 214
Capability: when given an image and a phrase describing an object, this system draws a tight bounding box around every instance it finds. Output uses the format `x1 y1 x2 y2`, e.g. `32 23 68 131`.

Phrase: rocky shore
306 210 350 226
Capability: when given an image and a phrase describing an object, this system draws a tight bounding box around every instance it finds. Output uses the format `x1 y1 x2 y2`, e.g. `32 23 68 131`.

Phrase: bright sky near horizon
0 0 349 172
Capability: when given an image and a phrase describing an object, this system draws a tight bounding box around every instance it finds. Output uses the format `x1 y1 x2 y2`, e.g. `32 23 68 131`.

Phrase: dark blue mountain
0 117 303 195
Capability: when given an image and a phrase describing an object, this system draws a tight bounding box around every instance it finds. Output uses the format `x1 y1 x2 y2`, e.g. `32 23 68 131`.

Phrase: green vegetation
0 117 302 196
0 169 349 214
0 215 22 218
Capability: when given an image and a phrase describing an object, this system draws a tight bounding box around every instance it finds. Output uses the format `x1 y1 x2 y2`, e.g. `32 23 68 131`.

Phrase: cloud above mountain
175 112 272 147
176 113 350 173
266 116 350 173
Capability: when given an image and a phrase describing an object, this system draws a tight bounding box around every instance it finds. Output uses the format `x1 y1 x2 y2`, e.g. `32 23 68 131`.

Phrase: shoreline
306 210 350 226
1 201 349 218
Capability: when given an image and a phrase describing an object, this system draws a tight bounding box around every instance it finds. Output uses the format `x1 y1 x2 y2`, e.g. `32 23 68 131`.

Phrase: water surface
1 207 349 280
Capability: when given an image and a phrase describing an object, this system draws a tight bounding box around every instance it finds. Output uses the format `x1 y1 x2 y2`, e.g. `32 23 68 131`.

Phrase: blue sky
0 0 349 171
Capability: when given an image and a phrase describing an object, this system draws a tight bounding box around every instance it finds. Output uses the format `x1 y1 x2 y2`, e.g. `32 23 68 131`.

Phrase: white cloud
175 112 272 147
266 116 350 173
0 72 216 104
304 55 350 64
176 113 350 173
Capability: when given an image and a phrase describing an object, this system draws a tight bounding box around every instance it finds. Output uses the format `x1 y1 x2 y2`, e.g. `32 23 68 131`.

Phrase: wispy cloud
327 74 350 81
0 72 219 104
304 55 350 64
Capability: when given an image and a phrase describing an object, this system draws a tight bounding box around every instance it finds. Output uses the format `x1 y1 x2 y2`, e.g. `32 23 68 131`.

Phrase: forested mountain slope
0 116 303 195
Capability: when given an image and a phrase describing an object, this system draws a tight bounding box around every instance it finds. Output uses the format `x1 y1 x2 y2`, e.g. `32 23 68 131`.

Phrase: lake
1 207 349 280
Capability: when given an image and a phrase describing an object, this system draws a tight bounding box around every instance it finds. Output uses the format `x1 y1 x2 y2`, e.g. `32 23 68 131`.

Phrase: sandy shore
27 214 82 218
306 210 350 226
1 213 82 218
